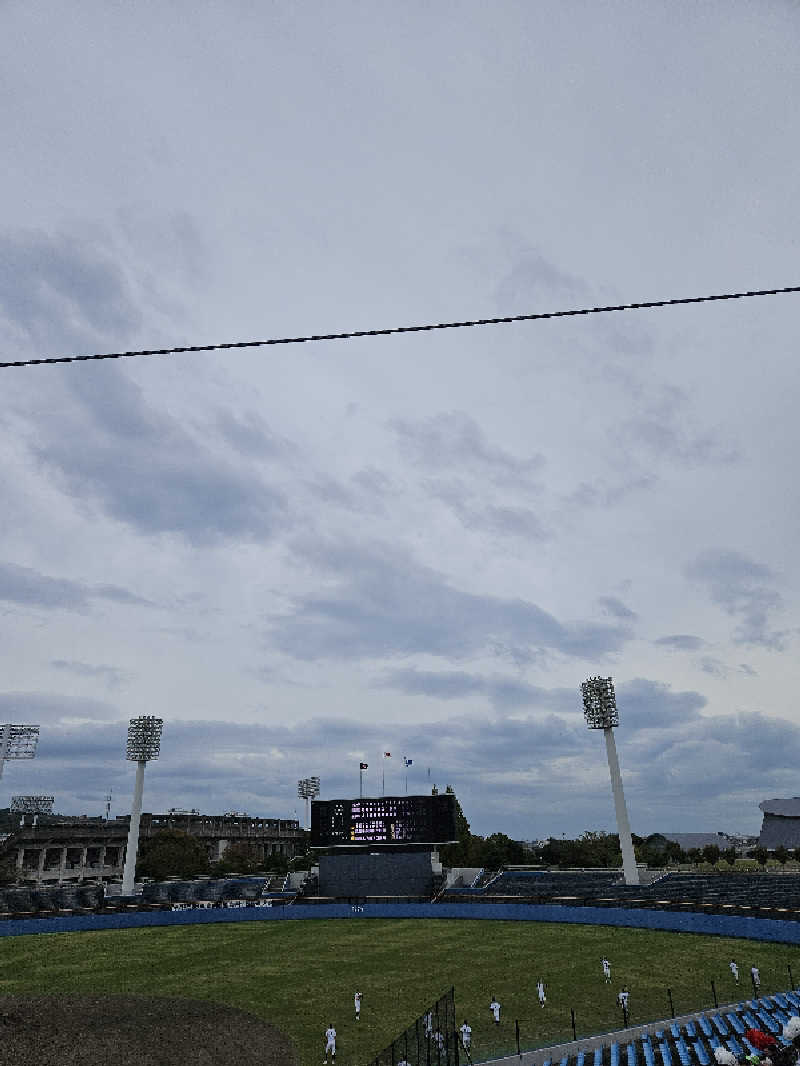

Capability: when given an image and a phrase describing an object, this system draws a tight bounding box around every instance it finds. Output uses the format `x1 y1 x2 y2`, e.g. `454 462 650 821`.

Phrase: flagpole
404 757 408 795
382 756 385 796
360 765 363 799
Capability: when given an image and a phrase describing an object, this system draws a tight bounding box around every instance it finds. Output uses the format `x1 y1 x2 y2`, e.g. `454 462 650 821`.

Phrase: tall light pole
121 716 163 895
297 776 320 830
0 724 40 789
581 677 639 886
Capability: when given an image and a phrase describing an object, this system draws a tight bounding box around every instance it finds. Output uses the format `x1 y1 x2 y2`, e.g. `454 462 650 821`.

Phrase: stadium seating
442 872 800 915
530 992 800 1066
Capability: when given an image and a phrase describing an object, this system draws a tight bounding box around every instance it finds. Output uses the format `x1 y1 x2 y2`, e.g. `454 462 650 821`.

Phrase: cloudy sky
1 2 799 840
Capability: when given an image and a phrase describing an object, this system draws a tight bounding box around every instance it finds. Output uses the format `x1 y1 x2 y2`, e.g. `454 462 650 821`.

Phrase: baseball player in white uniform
730 960 739 983
324 1024 337 1064
354 991 362 1021
602 957 611 984
460 1020 472 1056
490 996 501 1024
537 979 547 1007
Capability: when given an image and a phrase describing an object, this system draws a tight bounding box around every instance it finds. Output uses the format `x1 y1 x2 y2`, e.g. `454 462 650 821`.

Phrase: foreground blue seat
658 1041 672 1066
725 1014 745 1035
713 1016 729 1037
699 1019 713 1038
611 1043 620 1066
594 1047 603 1066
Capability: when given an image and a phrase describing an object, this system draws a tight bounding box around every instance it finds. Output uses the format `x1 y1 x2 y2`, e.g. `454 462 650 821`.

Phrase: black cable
2 284 798 369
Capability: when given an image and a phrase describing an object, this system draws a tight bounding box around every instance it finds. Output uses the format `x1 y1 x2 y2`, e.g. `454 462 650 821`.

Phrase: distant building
758 798 800 850
643 832 746 855
0 808 307 885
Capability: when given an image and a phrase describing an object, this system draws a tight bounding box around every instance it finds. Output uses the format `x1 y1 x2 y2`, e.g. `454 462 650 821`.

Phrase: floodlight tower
581 677 639 886
297 776 320 829
0 724 40 788
121 716 163 895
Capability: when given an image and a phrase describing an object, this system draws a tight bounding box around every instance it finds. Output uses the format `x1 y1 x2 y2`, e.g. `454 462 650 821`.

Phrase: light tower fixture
581 676 639 886
11 795 54 814
0 724 40 784
121 716 163 895
297 776 320 829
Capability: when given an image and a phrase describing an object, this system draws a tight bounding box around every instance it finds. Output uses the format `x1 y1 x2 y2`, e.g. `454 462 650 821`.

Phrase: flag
384 751 391 758
404 757 413 767
360 762 368 770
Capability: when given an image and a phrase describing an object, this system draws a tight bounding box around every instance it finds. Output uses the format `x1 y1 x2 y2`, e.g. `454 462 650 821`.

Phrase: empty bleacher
443 872 800 917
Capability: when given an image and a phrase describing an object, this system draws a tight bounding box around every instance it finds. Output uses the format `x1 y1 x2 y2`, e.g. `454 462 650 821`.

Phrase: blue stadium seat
755 1009 780 1033
671 1025 681 1040
694 1039 710 1065
627 1043 637 1066
686 1022 696 1039
727 1038 743 1057
699 1019 713 1038
594 1048 603 1066
643 1040 655 1066
611 1042 620 1066
674 1038 691 1066
712 1016 729 1036
658 1041 672 1066
559 1056 568 1066
725 1014 745 1035
576 1051 585 1066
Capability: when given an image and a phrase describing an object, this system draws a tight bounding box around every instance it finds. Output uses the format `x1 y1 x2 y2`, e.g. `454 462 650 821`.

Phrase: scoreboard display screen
311 793 458 847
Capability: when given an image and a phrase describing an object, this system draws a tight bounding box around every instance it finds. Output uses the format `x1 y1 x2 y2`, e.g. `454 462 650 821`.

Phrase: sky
1 1 799 840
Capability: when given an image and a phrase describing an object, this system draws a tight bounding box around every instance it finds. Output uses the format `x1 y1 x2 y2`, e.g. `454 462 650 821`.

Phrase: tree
723 846 737 864
774 845 790 865
136 829 210 880
702 844 721 865
438 786 474 867
211 842 264 876
480 833 526 869
751 847 769 866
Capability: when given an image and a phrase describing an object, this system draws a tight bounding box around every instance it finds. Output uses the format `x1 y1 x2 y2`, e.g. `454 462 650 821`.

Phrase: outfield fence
367 986 459 1066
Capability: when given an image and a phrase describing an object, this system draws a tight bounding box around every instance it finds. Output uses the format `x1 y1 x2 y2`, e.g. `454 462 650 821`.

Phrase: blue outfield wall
5 902 800 943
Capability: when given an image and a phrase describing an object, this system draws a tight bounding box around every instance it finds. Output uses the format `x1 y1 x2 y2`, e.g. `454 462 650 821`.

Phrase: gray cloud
425 478 548 540
390 411 545 489
597 596 637 621
31 365 289 545
51 660 129 689
272 537 632 663
376 667 579 712
0 691 119 724
0 229 140 352
215 410 296 460
685 549 787 649
654 634 707 651
615 385 739 471
0 561 149 613
494 243 590 309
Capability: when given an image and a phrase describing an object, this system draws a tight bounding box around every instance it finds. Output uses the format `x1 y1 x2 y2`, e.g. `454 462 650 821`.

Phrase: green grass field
1 918 798 1066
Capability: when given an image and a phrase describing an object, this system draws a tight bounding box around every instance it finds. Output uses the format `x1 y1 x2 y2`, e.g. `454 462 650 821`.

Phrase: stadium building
0 807 306 885
758 797 800 849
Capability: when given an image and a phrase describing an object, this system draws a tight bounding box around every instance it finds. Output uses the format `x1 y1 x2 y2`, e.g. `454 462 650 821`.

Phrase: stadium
4 706 800 1066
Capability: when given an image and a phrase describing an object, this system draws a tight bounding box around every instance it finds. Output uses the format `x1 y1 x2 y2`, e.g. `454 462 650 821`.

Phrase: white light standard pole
121 716 163 896
581 677 639 886
297 777 320 830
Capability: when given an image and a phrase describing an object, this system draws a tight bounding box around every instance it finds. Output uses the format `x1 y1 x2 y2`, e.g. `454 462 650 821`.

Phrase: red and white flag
384 751 391 758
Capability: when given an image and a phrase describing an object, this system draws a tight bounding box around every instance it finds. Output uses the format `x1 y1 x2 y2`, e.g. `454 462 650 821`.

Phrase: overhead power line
1 284 799 370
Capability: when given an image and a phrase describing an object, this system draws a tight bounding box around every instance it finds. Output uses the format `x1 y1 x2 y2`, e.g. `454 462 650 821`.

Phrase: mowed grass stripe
0 919 797 1066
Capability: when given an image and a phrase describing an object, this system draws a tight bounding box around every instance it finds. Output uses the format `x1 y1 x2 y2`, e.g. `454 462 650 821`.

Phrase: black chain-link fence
368 986 459 1066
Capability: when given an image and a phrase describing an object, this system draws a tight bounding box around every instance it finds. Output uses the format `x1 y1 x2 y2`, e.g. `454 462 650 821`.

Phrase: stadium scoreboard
311 793 458 847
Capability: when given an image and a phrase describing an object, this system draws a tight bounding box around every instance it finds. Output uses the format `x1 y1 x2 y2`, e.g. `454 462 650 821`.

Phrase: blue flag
404 757 413 767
